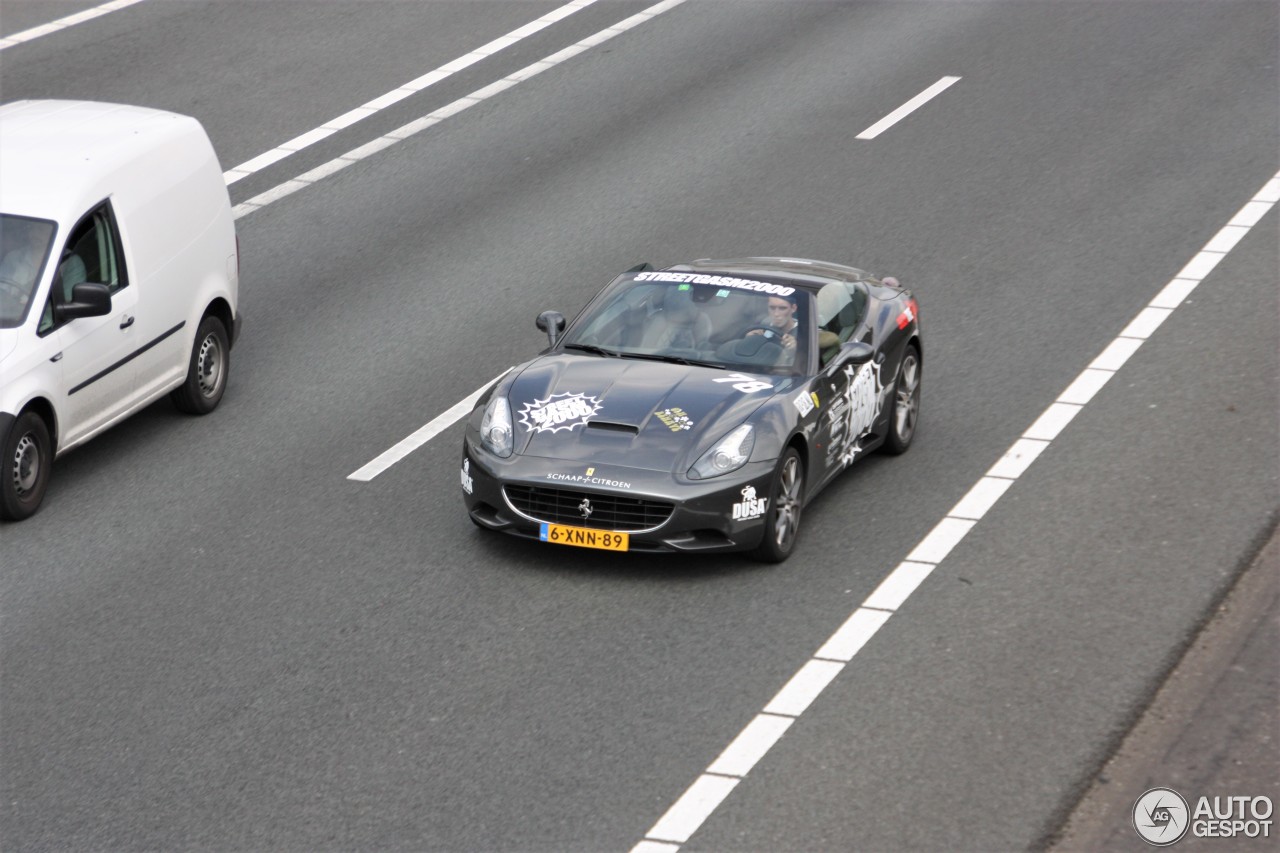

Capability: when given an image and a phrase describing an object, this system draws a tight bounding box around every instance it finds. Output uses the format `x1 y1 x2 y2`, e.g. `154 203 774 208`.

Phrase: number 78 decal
713 373 774 393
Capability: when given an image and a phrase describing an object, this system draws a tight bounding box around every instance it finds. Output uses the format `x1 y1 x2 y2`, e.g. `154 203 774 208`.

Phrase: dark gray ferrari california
460 257 921 562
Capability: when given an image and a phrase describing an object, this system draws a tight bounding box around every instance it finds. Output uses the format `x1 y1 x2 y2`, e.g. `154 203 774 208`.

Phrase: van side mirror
536 310 566 347
54 282 112 322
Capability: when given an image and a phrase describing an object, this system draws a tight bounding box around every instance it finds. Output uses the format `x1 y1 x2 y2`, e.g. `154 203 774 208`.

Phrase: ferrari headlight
481 395 514 458
688 423 755 480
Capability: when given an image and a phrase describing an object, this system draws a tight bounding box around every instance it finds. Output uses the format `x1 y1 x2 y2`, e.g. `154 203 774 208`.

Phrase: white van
0 100 240 520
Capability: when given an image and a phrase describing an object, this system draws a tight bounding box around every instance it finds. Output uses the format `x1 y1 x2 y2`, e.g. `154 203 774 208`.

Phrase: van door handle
119 314 135 329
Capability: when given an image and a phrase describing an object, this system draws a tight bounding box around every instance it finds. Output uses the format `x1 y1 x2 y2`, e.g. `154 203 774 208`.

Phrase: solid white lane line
905 517 977 564
860 562 937 612
347 371 508 482
986 438 1051 479
232 0 690 219
643 774 739 845
855 76 961 140
634 172 1277 851
1148 278 1200 309
631 842 680 853
762 660 845 717
1175 250 1226 280
814 607 894 661
705 714 794 777
1204 224 1250 253
222 0 601 185
1089 337 1145 371
1230 200 1272 227
1119 306 1174 340
948 477 1015 522
0 0 145 50
1023 402 1083 442
1057 368 1114 406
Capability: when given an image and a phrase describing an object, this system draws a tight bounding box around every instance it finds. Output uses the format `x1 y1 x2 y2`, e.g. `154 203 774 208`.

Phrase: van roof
0 100 209 224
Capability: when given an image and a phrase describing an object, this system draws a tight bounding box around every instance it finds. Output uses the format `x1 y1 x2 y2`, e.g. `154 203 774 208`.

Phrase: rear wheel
751 447 805 563
1 411 53 521
882 345 920 455
171 315 229 414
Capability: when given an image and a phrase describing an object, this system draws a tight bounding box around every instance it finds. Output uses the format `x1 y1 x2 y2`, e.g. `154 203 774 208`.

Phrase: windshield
0 214 56 329
562 272 811 374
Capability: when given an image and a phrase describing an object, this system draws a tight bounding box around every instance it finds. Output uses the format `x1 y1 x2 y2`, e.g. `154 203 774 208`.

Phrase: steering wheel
742 325 785 340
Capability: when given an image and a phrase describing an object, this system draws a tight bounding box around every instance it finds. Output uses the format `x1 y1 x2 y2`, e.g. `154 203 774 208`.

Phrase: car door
811 281 882 481
43 203 140 448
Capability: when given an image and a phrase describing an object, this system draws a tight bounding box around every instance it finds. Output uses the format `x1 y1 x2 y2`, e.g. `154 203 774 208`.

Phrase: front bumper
460 441 776 554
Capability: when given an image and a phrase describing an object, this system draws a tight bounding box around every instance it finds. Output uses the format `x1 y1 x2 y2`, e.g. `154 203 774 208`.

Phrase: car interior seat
640 289 712 350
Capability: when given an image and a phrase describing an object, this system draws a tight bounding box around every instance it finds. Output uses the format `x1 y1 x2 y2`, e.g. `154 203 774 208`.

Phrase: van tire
1 411 52 521
172 315 229 414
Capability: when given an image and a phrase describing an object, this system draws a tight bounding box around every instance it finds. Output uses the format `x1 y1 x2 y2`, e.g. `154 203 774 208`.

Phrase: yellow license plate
539 523 629 552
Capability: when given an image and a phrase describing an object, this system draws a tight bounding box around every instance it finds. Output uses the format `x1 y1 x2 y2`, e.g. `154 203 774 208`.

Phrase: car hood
509 354 777 472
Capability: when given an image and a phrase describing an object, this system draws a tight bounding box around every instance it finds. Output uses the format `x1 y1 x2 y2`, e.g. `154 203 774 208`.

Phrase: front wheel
751 447 805 563
1 411 53 521
881 345 920 455
171 315 229 414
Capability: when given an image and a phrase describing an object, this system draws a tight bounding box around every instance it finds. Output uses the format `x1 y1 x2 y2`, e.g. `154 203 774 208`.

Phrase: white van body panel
0 100 239 458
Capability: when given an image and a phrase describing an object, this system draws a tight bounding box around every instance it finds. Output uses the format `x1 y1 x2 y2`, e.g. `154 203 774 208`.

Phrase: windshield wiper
563 343 620 357
620 352 726 369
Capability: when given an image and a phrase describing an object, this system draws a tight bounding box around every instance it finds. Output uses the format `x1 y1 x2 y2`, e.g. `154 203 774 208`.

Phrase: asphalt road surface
2 2 1276 850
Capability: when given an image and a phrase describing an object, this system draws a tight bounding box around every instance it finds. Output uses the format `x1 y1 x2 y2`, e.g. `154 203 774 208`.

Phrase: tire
1 411 53 521
171 315 229 414
881 344 920 455
750 447 805 563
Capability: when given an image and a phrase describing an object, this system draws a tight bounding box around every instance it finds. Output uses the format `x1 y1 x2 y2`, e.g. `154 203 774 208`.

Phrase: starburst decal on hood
518 392 603 434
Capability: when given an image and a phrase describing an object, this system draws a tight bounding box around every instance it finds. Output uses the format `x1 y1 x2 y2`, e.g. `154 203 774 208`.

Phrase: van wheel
172 315 229 414
1 411 52 521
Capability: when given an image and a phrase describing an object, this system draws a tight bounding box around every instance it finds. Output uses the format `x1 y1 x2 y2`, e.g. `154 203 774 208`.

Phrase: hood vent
587 420 640 435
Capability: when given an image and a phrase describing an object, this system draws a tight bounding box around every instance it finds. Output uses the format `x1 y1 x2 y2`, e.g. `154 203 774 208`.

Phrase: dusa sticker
732 485 769 520
518 392 603 433
655 407 695 432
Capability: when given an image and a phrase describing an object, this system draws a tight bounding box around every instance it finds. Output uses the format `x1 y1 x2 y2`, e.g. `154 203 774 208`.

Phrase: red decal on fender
897 299 918 330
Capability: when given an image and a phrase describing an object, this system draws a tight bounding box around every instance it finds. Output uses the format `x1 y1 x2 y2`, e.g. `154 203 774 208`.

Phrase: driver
745 293 800 351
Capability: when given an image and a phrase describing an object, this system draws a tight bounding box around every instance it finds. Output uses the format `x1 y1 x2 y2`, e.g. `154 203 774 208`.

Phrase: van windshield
0 214 56 329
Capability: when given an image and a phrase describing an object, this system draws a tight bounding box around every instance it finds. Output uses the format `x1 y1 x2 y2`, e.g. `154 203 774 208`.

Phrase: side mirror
536 310 566 347
843 341 875 364
54 282 112 323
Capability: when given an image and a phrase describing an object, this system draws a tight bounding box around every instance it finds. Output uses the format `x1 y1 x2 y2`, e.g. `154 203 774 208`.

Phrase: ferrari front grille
503 485 674 532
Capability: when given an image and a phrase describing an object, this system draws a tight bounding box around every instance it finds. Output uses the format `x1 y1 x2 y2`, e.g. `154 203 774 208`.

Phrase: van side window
39 202 128 334
814 281 869 366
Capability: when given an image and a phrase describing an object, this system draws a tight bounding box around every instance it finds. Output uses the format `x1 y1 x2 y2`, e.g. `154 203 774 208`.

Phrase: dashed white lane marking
0 0 146 50
222 0 601 186
855 75 961 139
232 0 691 220
347 371 509 482
630 174 1280 851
